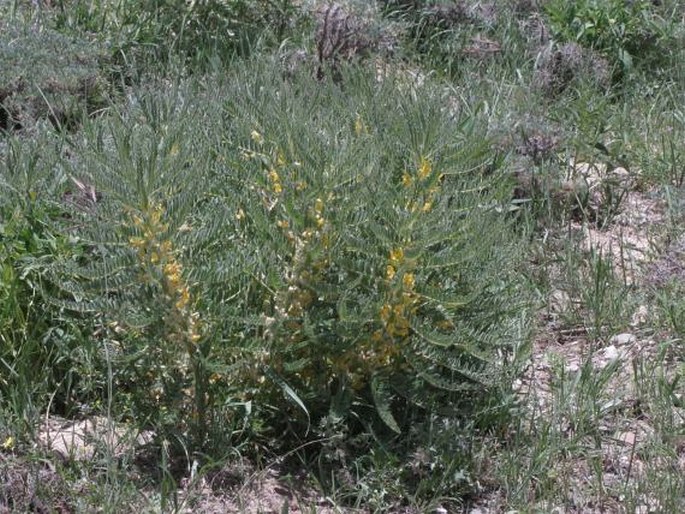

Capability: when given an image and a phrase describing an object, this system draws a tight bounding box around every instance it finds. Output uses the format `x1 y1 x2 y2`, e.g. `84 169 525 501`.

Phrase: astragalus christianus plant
0 0 683 512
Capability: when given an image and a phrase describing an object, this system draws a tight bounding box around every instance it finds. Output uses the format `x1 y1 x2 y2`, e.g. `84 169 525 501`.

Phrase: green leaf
618 48 633 70
371 373 401 434
264 365 310 434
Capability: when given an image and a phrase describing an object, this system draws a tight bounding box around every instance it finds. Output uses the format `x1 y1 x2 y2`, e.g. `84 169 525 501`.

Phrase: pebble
610 333 636 346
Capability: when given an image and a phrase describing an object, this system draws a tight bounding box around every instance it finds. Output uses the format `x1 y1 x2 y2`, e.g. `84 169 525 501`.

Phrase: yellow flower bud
418 156 432 180
268 169 280 184
390 247 404 264
164 261 182 278
402 273 415 290
175 287 190 310
401 171 412 187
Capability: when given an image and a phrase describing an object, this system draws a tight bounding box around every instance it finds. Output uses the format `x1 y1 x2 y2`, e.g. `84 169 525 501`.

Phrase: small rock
616 431 637 446
609 166 633 188
611 333 637 346
602 344 620 360
631 306 649 327
594 344 626 369
549 289 571 313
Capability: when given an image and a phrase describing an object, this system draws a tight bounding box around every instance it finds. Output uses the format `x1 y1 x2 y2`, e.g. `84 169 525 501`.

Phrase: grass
1 0 684 512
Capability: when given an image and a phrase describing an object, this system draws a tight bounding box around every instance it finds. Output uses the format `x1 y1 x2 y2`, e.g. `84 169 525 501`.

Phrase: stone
611 333 637 346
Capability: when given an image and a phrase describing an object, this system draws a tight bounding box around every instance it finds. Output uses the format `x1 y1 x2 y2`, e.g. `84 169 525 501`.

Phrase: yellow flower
2 436 14 450
402 273 415 291
190 331 201 343
268 169 283 194
401 171 413 187
236 208 245 221
389 247 404 264
268 169 280 183
149 251 160 264
164 261 183 291
315 215 325 228
421 201 433 213
160 240 173 253
314 198 324 214
175 287 190 310
386 265 396 280
164 261 182 278
380 303 392 322
418 156 432 180
250 130 264 145
149 204 164 225
277 219 289 229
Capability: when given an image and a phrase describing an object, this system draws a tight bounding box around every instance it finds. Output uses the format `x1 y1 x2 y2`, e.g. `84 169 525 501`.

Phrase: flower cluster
401 156 443 213
128 202 200 354
268 168 283 195
245 130 332 329
335 156 444 389
375 247 418 350
246 129 291 199
246 130 337 387
275 195 331 328
336 243 419 390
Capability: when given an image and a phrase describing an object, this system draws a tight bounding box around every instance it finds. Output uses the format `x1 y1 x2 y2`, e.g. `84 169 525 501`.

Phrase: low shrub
2 57 530 504
0 15 110 134
543 0 677 82
0 138 103 426
50 0 309 72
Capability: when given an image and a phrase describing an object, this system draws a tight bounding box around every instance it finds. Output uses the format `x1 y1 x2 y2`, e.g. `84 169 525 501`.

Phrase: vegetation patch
0 13 110 134
0 1 683 512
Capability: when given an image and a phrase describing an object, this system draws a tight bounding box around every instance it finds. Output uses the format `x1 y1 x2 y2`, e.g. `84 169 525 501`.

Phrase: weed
544 0 677 82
